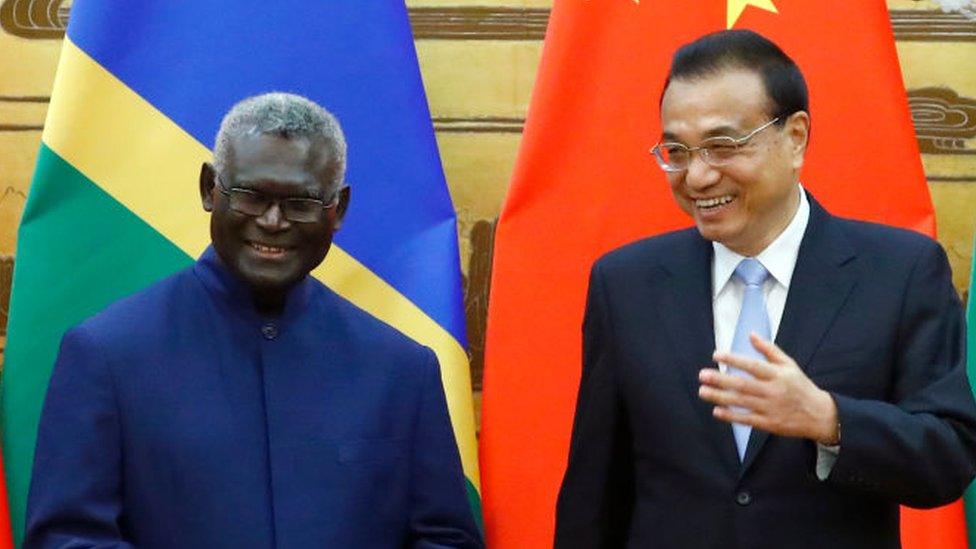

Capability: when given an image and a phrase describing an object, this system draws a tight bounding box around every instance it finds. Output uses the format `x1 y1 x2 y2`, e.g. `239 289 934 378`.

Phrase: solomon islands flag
1 2 480 544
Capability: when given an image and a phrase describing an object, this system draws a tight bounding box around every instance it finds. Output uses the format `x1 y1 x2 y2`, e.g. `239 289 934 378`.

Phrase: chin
259 275 302 292
694 219 744 246
238 267 300 293
693 224 723 244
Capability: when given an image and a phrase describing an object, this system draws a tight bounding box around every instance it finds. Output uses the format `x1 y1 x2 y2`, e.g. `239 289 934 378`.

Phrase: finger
714 406 796 437
711 351 775 380
712 406 765 428
749 333 791 364
699 369 767 397
698 385 765 410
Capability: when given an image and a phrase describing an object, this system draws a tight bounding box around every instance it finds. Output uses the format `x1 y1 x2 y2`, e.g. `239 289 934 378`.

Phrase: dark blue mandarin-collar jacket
25 247 483 548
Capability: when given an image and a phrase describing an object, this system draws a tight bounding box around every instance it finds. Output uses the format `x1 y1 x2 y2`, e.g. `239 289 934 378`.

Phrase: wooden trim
890 9 976 42
410 7 548 41
0 125 43 131
433 116 525 133
0 95 50 102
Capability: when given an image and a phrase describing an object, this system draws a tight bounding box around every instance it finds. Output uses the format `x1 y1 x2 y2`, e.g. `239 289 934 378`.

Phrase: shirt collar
712 185 810 297
193 245 313 319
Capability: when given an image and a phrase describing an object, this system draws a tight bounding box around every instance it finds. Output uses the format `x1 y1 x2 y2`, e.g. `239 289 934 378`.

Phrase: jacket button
261 323 278 340
735 491 752 506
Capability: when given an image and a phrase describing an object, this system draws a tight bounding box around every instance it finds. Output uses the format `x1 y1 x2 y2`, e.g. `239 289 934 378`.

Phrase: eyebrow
661 124 744 143
232 179 323 199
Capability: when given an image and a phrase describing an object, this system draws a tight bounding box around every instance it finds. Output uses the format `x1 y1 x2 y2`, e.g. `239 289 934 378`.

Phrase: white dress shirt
711 185 838 479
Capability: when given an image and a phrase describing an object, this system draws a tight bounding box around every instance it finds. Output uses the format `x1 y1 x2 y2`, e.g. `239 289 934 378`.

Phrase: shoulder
71 265 197 344
834 216 935 250
594 227 701 275
303 282 439 388
830 215 945 267
53 266 197 383
305 281 437 366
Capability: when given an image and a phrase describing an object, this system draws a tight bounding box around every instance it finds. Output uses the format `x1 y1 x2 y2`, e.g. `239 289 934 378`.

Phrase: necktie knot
733 258 769 288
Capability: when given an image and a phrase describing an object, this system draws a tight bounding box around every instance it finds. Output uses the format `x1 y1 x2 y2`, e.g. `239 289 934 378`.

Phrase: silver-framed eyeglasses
215 174 340 223
650 117 780 173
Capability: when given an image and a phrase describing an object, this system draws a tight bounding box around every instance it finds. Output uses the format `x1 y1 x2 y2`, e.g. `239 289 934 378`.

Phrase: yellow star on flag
727 0 777 28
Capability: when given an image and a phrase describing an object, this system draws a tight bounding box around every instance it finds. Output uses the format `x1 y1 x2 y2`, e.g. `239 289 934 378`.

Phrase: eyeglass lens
228 189 331 223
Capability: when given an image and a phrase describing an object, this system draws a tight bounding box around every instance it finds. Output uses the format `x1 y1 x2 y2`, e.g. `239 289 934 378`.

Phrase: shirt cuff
815 443 840 481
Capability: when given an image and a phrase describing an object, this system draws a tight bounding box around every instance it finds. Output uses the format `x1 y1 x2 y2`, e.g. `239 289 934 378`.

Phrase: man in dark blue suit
26 93 483 548
554 30 976 548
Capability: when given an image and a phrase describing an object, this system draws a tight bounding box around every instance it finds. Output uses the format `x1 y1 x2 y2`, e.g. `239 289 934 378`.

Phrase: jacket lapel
741 196 858 472
660 231 741 474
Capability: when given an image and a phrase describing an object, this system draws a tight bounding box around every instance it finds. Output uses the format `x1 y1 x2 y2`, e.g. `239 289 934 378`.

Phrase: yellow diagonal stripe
42 37 480 491
41 45 212 257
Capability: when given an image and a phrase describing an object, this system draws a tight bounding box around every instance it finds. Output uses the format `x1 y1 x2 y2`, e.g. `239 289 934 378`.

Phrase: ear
200 162 217 212
331 185 351 232
785 111 810 170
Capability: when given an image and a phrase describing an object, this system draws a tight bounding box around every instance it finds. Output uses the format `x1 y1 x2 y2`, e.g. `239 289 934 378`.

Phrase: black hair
662 29 809 123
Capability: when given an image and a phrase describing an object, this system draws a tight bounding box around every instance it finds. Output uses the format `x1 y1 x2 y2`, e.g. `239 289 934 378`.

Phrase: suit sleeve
826 239 976 508
406 349 484 549
24 326 134 549
554 262 634 548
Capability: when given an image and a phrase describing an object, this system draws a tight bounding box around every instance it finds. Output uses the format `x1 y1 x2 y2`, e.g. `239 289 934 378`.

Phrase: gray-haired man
26 93 483 548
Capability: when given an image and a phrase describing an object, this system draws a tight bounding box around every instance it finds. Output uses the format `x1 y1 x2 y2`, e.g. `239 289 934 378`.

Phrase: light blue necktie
729 258 771 461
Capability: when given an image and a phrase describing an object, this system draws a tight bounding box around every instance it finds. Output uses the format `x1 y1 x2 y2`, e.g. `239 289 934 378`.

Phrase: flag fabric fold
480 1 954 547
964 238 976 546
2 2 480 545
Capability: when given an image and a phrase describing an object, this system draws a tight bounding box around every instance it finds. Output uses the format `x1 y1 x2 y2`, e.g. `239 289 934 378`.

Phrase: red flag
480 1 955 548
0 450 13 549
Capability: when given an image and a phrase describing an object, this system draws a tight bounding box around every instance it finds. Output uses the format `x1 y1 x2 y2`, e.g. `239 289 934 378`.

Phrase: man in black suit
554 29 976 548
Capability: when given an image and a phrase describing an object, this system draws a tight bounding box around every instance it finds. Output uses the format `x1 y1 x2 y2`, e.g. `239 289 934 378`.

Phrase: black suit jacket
554 197 976 549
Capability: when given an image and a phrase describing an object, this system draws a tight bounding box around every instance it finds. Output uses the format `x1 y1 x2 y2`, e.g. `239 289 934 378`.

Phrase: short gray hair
213 92 347 190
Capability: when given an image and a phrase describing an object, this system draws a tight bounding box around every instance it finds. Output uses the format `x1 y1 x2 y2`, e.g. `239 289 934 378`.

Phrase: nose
254 202 290 232
683 152 721 190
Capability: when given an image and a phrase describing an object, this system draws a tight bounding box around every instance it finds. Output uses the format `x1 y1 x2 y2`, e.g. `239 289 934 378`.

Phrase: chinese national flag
480 1 959 548
0 450 12 548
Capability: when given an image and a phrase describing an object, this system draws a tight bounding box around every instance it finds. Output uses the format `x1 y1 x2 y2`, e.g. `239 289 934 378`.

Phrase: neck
733 185 801 257
252 289 286 316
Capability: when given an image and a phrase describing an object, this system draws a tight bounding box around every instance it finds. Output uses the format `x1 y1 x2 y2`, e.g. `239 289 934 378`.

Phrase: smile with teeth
248 241 288 255
695 195 734 209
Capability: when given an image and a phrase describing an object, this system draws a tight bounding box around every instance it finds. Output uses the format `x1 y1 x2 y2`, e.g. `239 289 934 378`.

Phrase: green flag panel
2 144 192 544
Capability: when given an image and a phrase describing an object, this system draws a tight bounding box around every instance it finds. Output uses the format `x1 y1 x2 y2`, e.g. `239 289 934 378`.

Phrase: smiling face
200 133 349 307
660 68 809 256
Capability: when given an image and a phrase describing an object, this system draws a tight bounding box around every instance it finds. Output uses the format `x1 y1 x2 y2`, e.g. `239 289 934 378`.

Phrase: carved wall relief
0 0 68 39
909 88 976 155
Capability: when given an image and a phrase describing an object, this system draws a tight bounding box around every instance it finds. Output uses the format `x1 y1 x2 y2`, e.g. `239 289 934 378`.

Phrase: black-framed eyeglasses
215 174 340 223
650 117 781 173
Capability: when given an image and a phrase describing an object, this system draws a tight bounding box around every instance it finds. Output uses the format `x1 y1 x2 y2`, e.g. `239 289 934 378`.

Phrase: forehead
660 69 771 138
226 133 335 186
